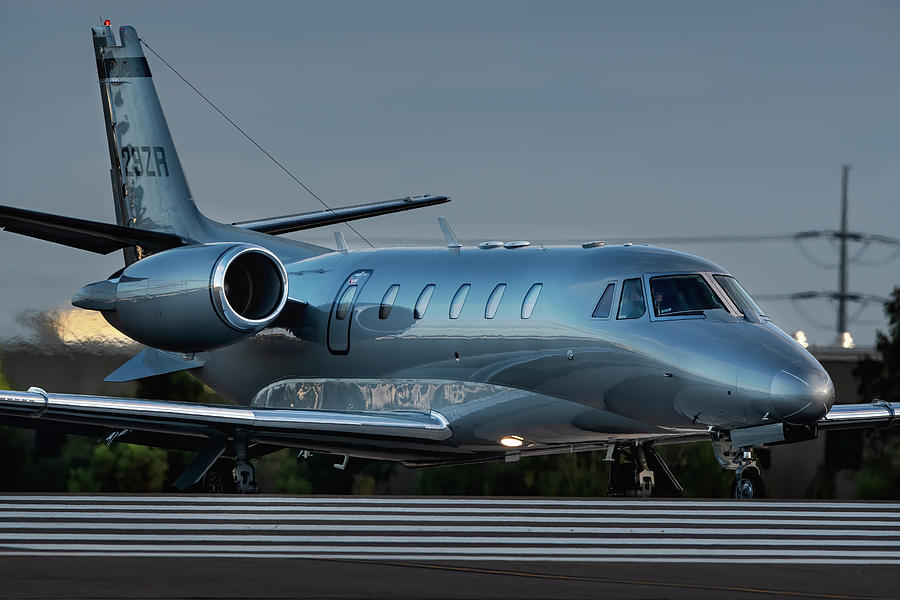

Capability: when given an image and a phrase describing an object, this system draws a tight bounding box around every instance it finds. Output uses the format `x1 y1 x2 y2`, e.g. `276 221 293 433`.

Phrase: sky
1 1 898 347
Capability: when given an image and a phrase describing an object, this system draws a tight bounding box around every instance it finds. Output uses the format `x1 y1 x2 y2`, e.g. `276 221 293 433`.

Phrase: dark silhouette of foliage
851 286 900 499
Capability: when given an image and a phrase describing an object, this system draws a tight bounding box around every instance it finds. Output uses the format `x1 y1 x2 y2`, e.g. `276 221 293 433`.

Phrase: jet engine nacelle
75 243 289 352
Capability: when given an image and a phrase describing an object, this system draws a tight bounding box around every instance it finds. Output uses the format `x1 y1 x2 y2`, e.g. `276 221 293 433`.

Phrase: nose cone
770 362 834 424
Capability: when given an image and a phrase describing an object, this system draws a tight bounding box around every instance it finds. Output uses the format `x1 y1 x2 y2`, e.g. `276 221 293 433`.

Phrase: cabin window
521 283 542 319
335 285 357 320
485 283 506 319
713 275 766 317
592 282 616 318
414 284 436 319
650 274 724 317
449 284 471 319
379 284 400 319
617 278 646 320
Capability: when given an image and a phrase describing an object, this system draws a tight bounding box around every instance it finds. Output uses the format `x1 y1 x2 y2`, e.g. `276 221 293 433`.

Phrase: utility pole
837 165 850 343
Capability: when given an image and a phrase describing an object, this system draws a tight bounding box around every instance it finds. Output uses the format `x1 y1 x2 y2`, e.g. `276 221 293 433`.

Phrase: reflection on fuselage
197 244 834 453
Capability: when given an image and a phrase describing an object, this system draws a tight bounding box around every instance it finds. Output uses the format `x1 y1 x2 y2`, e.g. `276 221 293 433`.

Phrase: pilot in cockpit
654 291 670 315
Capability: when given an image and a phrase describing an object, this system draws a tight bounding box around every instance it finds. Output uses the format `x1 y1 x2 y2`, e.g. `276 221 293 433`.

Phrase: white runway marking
2 510 896 527
3 503 897 518
0 551 896 565
2 521 899 536
1 496 897 564
0 533 894 546
5 495 899 509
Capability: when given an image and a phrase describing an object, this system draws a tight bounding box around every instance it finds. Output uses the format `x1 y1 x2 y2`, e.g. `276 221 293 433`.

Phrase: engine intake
212 245 288 333
75 243 289 352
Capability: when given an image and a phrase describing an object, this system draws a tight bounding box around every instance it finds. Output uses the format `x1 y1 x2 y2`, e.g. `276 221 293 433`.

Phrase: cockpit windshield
650 275 725 316
714 275 766 317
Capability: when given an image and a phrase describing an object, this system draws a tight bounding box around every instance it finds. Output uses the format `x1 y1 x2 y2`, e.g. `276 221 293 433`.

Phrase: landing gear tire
733 467 766 499
198 459 237 494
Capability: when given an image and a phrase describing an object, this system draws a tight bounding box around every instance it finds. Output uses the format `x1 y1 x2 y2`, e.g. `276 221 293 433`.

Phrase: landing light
500 436 524 448
840 331 855 349
793 330 809 348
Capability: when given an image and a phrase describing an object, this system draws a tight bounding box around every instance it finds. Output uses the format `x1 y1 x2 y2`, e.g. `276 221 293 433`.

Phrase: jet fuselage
195 243 833 461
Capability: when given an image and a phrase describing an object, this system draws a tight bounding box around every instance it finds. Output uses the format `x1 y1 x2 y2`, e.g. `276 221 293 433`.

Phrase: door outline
327 269 372 355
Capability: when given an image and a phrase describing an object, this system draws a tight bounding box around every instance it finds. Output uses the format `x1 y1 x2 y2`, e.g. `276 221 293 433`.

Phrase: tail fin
92 24 205 263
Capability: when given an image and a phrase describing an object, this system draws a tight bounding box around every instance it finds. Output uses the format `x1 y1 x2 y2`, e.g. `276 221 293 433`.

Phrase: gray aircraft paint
4 23 898 489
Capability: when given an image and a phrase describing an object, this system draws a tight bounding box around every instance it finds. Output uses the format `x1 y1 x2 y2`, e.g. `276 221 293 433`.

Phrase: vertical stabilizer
92 24 206 263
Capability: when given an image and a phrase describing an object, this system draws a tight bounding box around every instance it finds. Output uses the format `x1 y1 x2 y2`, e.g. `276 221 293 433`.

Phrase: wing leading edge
0 387 450 440
0 387 451 489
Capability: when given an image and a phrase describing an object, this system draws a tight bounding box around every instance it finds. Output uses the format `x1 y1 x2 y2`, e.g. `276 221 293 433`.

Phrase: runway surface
0 495 897 599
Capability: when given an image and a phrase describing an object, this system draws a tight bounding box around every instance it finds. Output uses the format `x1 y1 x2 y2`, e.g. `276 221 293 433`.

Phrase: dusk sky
1 1 898 347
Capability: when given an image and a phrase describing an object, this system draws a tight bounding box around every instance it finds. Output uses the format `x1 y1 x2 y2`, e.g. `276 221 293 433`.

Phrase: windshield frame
642 272 739 322
711 274 768 320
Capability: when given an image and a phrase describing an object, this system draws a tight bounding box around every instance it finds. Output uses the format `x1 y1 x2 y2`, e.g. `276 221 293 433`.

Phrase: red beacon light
103 19 111 27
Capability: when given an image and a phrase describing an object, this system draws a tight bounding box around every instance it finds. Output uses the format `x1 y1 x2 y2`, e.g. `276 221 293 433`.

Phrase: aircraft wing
0 387 450 489
817 400 898 431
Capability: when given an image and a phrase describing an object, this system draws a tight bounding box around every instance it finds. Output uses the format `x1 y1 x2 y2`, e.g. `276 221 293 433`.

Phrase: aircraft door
327 270 372 354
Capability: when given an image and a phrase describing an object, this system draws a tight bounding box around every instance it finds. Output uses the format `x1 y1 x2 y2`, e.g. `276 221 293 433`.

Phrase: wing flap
0 205 185 254
0 388 451 441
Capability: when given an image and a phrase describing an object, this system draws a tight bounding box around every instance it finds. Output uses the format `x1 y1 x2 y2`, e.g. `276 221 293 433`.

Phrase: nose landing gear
711 432 768 499
732 448 767 499
734 464 766 499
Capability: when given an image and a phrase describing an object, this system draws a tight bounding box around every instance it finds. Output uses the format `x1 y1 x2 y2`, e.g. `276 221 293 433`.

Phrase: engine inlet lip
210 244 289 332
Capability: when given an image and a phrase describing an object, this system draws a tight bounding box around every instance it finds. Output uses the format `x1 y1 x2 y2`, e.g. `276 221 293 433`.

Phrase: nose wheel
733 464 766 499
711 432 768 499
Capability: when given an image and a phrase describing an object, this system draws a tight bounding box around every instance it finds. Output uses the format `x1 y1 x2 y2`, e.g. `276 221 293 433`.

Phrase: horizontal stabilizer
0 205 185 254
233 195 450 235
105 348 208 383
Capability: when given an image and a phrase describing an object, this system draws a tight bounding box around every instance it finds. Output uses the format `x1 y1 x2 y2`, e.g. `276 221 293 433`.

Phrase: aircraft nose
769 362 834 424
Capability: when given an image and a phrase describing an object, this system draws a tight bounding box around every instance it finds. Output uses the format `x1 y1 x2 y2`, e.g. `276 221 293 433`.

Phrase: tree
852 286 900 499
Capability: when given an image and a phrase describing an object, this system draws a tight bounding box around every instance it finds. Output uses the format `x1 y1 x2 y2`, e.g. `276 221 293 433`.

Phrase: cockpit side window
650 274 724 317
714 275 766 317
592 282 616 318
617 278 646 320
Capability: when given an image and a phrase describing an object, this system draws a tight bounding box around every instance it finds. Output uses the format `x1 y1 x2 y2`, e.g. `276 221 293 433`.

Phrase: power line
752 166 895 342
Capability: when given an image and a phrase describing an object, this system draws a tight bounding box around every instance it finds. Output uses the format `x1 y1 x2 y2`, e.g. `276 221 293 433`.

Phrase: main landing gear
231 437 258 494
606 442 684 497
179 434 259 494
194 454 256 494
711 431 767 499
